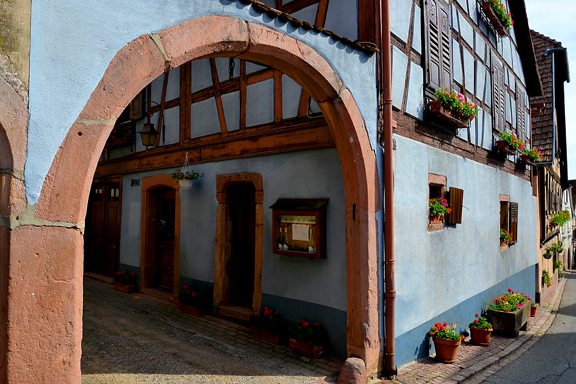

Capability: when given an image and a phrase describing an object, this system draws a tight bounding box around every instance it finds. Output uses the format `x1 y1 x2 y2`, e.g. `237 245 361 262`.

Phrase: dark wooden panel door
84 182 121 277
227 183 256 307
155 189 175 292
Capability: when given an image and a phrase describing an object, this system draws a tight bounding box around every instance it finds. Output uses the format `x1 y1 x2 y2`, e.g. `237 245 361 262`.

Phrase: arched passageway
19 15 381 381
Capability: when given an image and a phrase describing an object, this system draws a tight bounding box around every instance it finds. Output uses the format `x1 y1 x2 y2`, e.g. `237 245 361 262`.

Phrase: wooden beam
95 122 335 178
240 60 247 130
282 0 320 15
358 0 376 43
315 0 329 27
209 58 228 133
180 62 192 143
274 70 283 122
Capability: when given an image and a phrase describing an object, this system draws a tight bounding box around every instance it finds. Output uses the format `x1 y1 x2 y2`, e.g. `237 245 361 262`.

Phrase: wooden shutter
129 91 144 120
446 187 464 224
425 0 452 93
516 86 526 142
492 56 506 132
509 202 518 244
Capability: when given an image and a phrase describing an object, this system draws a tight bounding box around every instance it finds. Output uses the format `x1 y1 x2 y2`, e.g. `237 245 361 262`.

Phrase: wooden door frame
214 173 263 313
140 174 181 299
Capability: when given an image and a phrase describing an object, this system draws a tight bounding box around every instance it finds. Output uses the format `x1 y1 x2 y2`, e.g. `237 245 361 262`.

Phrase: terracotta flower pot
114 282 135 293
469 327 493 346
289 338 324 358
252 326 280 344
432 336 461 364
177 301 205 317
430 214 444 223
530 305 538 317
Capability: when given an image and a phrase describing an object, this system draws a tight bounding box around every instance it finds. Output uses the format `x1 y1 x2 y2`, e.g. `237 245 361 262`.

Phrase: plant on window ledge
481 0 513 36
495 131 525 155
550 210 571 227
500 228 513 245
429 88 479 128
429 197 452 222
542 269 552 287
519 147 542 164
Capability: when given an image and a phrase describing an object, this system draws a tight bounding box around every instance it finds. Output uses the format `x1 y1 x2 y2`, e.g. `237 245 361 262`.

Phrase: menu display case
270 199 328 259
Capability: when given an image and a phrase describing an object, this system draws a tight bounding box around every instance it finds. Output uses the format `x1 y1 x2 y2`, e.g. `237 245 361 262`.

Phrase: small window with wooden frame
428 174 447 231
499 195 518 248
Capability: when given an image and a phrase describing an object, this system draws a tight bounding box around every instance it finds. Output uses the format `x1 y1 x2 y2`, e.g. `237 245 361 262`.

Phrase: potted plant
519 147 542 165
429 197 452 222
495 131 525 155
542 269 552 288
530 302 539 317
177 284 209 316
429 322 463 364
250 306 284 344
543 245 554 260
550 210 571 227
114 271 137 293
554 260 564 279
485 288 530 337
171 169 203 190
288 319 326 358
481 0 513 36
469 314 493 346
429 88 479 128
500 228 513 246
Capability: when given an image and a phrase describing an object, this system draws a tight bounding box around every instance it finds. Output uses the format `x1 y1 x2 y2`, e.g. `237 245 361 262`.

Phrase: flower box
177 301 205 317
252 326 280 344
519 154 536 167
289 338 324 358
495 140 517 156
428 100 470 128
480 2 508 36
486 304 529 337
114 282 136 293
432 336 460 364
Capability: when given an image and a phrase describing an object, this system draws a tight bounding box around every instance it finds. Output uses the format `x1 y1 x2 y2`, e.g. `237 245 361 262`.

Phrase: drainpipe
381 0 397 376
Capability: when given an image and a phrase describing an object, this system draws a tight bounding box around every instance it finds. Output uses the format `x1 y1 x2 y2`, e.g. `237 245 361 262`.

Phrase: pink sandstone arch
30 15 381 379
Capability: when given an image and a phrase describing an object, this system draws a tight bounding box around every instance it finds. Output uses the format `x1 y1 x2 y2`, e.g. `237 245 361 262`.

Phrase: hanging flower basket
178 179 194 190
171 151 203 191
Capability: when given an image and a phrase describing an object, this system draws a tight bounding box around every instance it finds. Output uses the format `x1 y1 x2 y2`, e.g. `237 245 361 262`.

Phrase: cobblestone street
81 277 342 384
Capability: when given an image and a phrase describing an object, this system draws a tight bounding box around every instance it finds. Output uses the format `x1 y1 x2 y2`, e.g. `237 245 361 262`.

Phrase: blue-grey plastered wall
119 148 348 353
393 134 537 366
26 0 376 205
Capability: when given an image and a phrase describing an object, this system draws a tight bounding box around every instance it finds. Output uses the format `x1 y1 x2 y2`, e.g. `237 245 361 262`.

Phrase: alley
81 277 340 384
470 270 576 384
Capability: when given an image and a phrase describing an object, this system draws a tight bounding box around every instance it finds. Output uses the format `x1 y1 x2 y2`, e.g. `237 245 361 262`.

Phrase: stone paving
83 276 342 381
395 278 567 384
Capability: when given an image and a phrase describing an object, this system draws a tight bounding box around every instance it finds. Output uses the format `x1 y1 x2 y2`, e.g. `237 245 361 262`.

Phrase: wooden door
155 189 176 292
84 181 121 277
227 183 256 307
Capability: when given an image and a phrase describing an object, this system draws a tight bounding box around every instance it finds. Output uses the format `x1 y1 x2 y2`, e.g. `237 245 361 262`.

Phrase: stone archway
31 15 380 379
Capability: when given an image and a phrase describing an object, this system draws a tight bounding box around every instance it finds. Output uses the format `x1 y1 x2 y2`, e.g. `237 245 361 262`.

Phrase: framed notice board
270 198 328 259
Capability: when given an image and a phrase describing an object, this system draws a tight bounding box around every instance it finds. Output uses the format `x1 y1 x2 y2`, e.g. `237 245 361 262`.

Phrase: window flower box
428 100 470 128
519 154 536 167
495 140 517 156
479 1 513 37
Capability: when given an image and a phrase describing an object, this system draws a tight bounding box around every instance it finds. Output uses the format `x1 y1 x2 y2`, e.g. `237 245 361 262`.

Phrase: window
500 195 518 245
428 174 447 231
424 0 452 98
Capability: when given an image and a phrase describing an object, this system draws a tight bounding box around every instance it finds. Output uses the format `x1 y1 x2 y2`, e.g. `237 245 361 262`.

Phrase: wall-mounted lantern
138 100 163 149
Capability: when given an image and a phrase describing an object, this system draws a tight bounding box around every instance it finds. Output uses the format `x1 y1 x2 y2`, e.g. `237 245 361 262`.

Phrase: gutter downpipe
381 0 397 376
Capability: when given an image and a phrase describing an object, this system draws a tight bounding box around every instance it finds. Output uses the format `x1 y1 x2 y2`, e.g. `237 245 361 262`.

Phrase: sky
524 0 576 179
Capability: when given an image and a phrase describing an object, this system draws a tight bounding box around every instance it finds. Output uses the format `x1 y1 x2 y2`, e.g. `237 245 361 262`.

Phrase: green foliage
500 228 513 244
487 0 514 30
429 197 452 217
251 306 284 335
434 88 479 121
486 288 529 312
497 131 526 150
289 318 326 346
469 314 492 330
171 169 203 181
550 211 571 227
430 322 463 341
542 269 552 287
520 147 543 162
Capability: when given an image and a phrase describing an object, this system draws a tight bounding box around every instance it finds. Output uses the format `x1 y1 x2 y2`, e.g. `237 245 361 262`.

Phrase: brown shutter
516 86 526 142
425 0 451 93
446 187 464 224
510 202 518 244
492 56 506 132
129 91 144 120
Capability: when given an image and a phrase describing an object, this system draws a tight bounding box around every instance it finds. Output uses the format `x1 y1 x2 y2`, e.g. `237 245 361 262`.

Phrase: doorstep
219 304 253 321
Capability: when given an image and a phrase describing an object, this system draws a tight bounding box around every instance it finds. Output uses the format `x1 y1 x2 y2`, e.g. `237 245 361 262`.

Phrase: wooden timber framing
95 119 334 179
